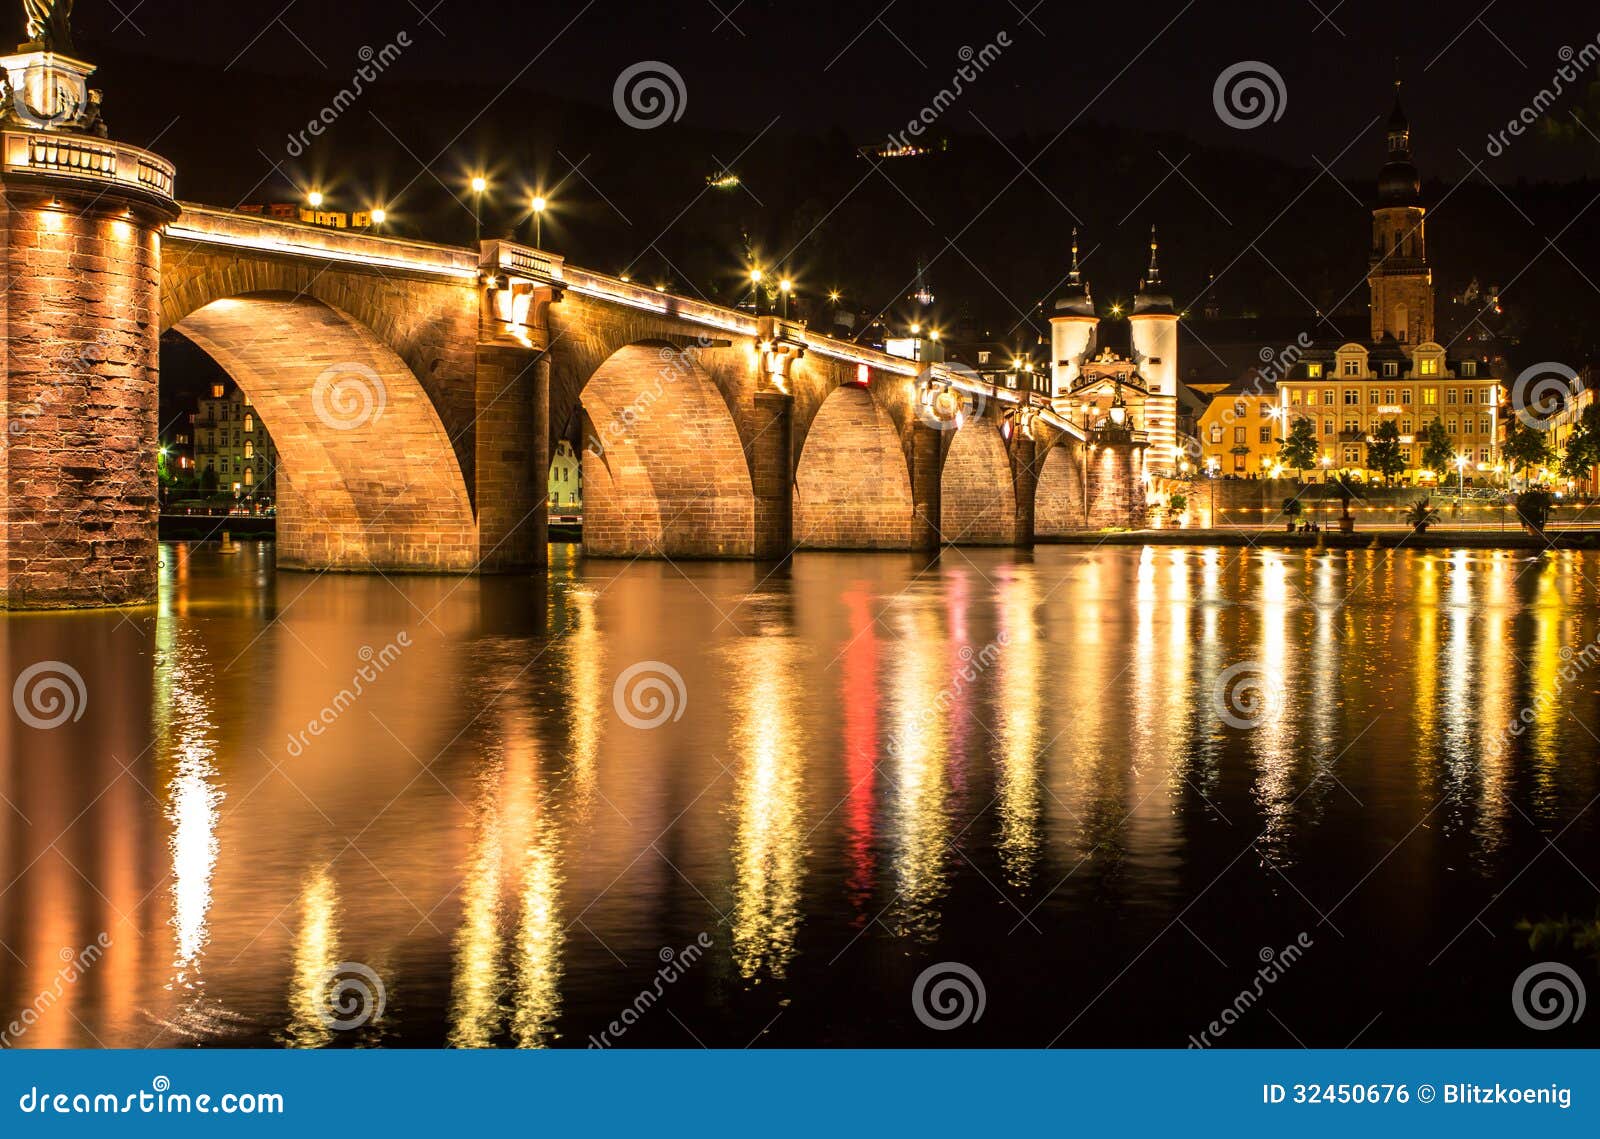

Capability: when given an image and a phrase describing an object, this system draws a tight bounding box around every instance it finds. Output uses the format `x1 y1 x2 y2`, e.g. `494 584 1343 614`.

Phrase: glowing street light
470 175 488 244
749 266 764 314
530 194 548 247
778 276 793 318
370 206 387 233
306 190 324 209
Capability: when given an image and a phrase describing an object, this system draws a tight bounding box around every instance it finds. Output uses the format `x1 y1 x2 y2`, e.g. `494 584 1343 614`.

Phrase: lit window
245 414 254 431
1307 363 1324 379
212 384 225 399
1422 389 1437 405
1419 358 1439 376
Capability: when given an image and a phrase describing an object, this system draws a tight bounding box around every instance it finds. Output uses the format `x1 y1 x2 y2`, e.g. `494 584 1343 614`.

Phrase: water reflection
728 636 804 981
2 543 1599 1048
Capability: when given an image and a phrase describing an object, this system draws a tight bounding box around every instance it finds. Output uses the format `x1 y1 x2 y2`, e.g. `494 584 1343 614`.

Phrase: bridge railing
3 130 176 206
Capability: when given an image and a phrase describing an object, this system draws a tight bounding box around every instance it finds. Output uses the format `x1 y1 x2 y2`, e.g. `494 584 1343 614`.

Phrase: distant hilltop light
856 139 949 160
706 170 741 189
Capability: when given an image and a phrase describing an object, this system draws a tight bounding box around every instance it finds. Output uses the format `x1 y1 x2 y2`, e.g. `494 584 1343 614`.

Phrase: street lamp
370 207 387 233
1319 454 1332 528
749 267 764 314
306 190 323 209
470 175 488 244
1455 452 1468 513
530 194 547 247
778 277 793 318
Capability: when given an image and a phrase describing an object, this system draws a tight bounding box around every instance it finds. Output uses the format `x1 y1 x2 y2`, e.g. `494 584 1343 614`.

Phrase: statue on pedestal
22 0 74 53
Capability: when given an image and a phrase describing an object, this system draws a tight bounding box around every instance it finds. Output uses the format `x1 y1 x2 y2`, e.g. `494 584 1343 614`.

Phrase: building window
1307 363 1323 379
1479 447 1490 463
1462 361 1478 377
1419 358 1439 376
1259 425 1272 443
1462 389 1475 405
1234 426 1246 445
1343 445 1362 464
1383 361 1399 377
1344 389 1360 405
1422 388 1437 405
1480 416 1491 434
244 441 254 459
1343 359 1361 377
1401 418 1413 434
1234 399 1247 418
1446 388 1458 404
1401 446 1413 464
211 384 225 399
244 414 254 431
977 350 991 364
1290 389 1302 405
1323 419 1334 436
1323 390 1335 405
1210 424 1222 443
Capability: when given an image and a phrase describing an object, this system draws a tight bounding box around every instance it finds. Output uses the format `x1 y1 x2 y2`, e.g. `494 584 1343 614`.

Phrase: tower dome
1377 82 1421 206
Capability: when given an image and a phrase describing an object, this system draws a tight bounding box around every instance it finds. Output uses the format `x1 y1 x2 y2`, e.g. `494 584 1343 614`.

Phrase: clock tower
1368 83 1434 346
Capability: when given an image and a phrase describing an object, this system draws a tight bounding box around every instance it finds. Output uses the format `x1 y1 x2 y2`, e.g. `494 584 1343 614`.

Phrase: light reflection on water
2 541 1598 1047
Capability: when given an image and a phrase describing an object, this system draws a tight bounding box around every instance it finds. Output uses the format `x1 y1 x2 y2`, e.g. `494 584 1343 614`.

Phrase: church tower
1129 226 1178 474
1368 83 1434 345
1048 227 1098 398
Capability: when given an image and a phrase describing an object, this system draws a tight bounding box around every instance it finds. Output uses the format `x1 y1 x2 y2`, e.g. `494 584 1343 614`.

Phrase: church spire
1145 224 1161 288
1068 226 1082 285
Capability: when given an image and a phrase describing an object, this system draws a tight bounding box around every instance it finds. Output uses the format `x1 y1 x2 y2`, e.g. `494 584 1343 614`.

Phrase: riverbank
1040 527 1596 550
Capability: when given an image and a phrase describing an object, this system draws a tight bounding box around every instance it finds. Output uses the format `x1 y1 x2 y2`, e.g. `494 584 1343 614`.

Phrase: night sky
79 0 1595 181
90 0 1597 394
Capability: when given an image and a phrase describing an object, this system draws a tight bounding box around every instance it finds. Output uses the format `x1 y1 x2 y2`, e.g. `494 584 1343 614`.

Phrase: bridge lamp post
306 190 323 209
470 176 488 244
778 277 792 318
531 195 548 247
749 267 764 315
370 207 387 234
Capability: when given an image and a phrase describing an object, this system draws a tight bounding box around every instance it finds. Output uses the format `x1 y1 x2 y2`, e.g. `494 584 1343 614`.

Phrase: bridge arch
940 416 1018 545
1034 434 1088 536
170 293 478 571
578 340 755 557
792 384 914 549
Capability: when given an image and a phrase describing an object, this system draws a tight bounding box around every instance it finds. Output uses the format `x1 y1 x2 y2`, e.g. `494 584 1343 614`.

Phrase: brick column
1 173 176 609
909 423 943 549
1086 439 1150 529
750 390 792 559
472 344 548 571
1011 431 1038 548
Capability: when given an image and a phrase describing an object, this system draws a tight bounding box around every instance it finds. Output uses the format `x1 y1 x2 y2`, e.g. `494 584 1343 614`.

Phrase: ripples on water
1 542 1596 1047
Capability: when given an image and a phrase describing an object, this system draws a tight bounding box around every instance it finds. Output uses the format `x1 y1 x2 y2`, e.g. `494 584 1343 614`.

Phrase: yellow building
1192 381 1280 477
1192 88 1501 486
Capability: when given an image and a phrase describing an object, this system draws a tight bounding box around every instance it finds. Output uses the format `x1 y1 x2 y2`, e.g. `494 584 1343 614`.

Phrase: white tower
1049 228 1098 406
1128 226 1179 474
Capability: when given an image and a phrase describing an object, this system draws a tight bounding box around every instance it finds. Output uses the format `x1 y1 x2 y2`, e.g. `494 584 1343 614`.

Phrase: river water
1 541 1596 1047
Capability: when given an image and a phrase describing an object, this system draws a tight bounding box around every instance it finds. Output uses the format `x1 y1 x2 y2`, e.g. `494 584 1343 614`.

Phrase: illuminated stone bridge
0 129 1147 610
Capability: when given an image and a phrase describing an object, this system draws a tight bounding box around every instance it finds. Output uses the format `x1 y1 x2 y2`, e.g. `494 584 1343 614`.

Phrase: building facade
548 439 582 511
194 382 278 498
